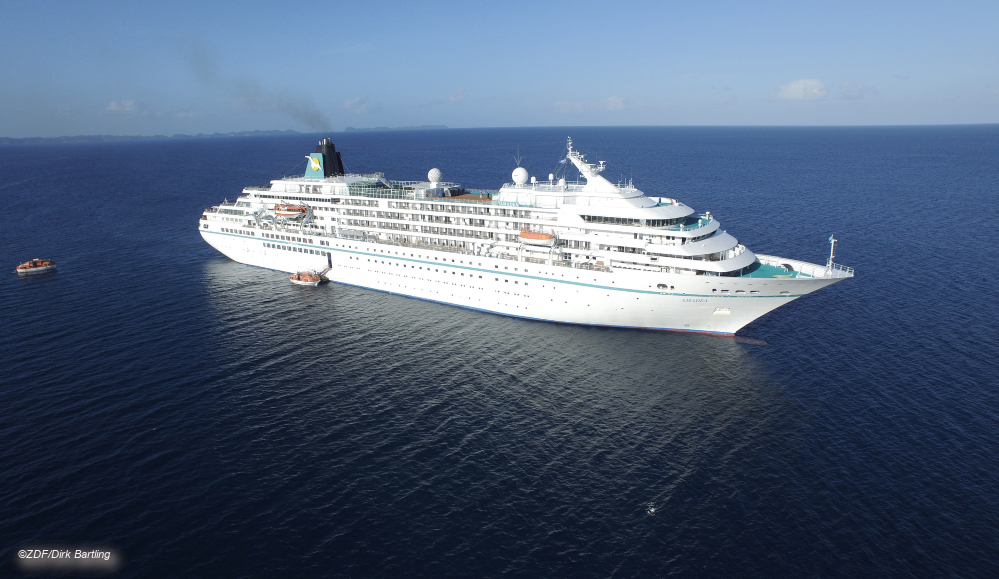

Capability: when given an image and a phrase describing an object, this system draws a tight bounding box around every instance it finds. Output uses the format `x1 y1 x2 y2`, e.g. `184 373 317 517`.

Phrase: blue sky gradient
1 0 997 137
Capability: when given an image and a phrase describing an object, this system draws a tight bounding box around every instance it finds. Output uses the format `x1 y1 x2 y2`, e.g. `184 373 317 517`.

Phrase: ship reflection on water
199 254 803 575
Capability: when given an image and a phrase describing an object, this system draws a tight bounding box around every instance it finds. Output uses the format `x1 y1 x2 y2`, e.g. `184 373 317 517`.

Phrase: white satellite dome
428 168 442 184
512 167 529 185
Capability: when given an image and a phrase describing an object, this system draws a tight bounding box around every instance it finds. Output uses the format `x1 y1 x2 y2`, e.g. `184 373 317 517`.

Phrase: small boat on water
16 258 57 275
290 271 322 286
518 229 555 246
273 204 307 218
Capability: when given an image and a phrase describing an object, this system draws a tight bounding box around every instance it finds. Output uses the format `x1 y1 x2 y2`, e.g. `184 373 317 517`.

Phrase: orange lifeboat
290 271 322 286
518 229 555 246
15 258 57 275
273 204 307 218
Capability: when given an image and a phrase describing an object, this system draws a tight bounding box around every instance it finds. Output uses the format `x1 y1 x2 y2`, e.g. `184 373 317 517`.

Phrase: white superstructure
199 138 853 334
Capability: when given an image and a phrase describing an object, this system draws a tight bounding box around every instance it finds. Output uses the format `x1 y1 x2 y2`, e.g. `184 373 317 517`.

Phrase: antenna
514 147 523 168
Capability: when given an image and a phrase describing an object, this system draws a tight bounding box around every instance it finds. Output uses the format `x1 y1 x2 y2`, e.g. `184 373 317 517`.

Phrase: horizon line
3 122 998 143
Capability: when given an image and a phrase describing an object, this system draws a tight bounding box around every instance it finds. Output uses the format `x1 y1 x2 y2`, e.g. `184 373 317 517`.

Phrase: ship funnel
314 138 346 177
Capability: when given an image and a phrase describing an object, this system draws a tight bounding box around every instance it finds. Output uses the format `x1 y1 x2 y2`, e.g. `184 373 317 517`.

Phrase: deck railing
756 254 855 279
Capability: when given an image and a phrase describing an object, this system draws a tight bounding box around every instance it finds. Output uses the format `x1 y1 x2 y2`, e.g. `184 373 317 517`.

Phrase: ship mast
564 138 617 193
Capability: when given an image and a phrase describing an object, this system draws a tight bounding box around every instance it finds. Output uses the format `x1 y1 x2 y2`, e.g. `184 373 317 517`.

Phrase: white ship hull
201 229 843 334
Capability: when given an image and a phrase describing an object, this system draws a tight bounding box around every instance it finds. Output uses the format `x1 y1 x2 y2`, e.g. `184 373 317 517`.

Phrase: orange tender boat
518 229 555 246
16 258 57 275
290 271 322 286
273 204 307 217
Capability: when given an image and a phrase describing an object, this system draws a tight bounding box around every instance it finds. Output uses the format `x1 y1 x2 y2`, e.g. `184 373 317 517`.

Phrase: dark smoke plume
184 40 332 132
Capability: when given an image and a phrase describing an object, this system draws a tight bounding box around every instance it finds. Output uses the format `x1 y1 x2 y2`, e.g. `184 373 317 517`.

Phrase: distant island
343 125 448 132
1 126 451 145
0 129 301 146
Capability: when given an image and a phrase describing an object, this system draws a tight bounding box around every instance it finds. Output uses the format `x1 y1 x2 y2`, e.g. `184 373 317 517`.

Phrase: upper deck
205 137 853 282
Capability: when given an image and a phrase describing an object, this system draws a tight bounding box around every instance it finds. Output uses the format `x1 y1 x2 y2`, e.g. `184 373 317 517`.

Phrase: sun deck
740 261 801 278
748 255 855 279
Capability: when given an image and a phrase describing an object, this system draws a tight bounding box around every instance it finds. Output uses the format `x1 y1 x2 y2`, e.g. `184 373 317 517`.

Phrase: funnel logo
305 153 324 178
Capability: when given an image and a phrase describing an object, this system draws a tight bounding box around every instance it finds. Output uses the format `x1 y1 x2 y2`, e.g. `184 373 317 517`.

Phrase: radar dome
512 167 529 185
428 168 442 184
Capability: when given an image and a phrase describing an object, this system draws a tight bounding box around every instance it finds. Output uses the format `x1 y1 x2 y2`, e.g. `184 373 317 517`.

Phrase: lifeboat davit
15 258 57 275
273 204 307 218
290 271 322 286
518 229 555 246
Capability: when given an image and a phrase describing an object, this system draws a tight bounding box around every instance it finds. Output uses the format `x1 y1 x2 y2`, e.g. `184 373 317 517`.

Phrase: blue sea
3 126 998 577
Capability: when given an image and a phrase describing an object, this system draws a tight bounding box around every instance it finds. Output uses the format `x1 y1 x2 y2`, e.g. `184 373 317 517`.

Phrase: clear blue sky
1 0 997 137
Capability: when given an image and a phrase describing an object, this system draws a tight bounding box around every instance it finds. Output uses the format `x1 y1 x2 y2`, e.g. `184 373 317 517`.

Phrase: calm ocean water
2 126 998 577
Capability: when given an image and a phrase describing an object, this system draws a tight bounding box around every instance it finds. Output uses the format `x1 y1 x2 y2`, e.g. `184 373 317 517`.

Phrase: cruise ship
199 138 853 334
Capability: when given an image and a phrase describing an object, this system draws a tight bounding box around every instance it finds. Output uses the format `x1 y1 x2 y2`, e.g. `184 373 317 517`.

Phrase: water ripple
2 128 999 577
